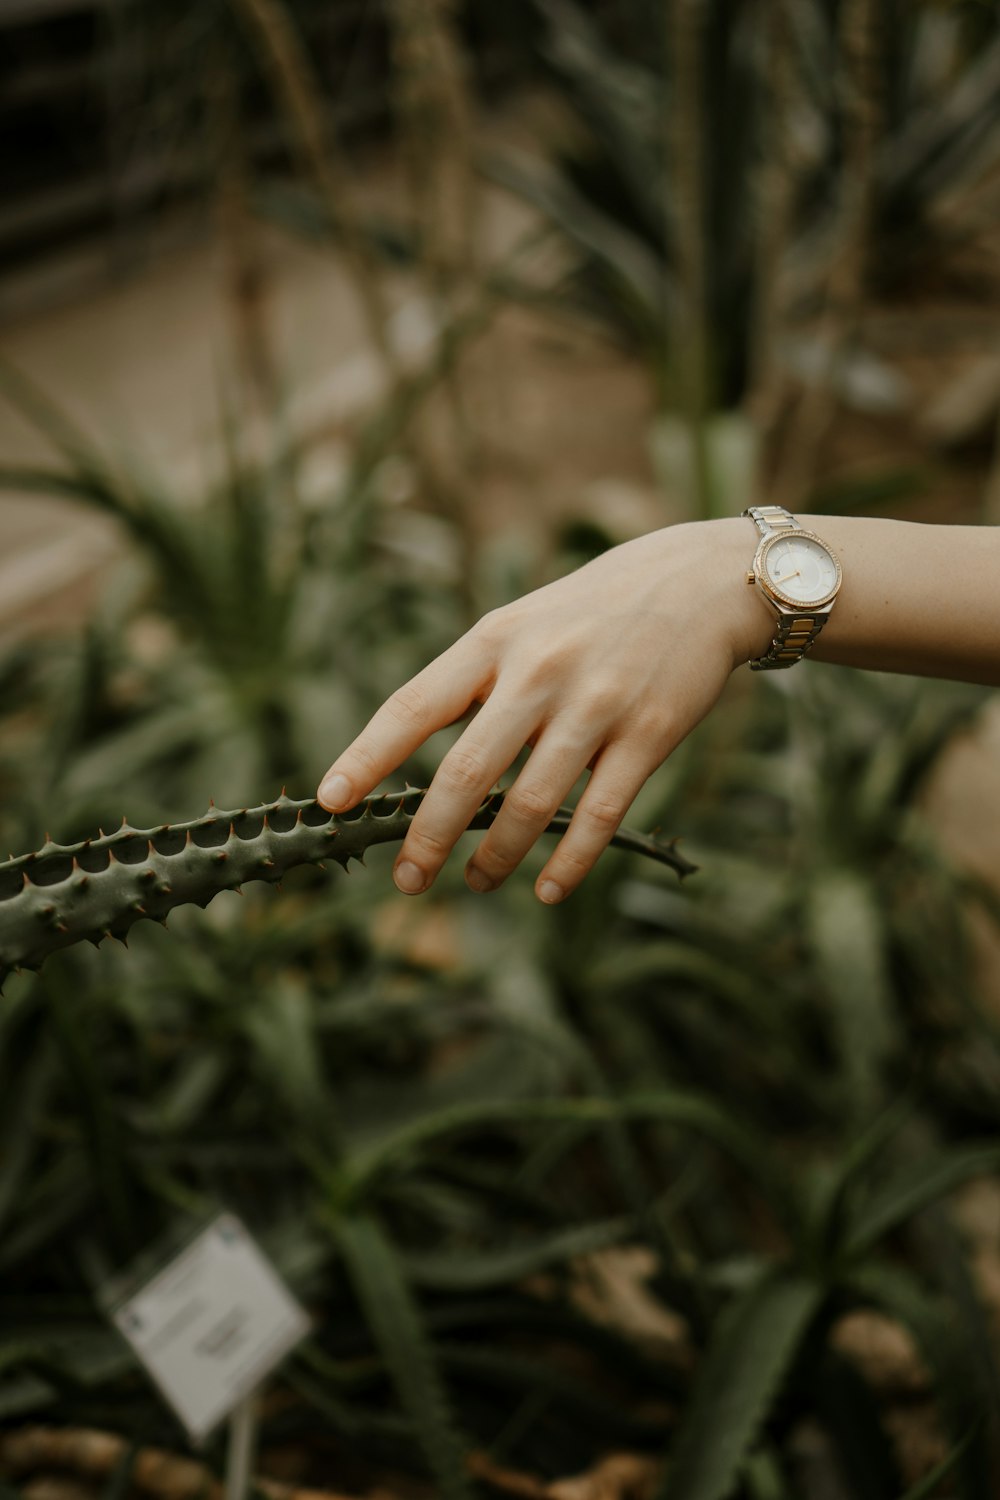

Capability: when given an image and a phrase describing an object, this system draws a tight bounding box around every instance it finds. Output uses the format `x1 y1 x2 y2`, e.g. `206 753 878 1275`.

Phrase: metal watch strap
744 504 800 540
741 505 831 671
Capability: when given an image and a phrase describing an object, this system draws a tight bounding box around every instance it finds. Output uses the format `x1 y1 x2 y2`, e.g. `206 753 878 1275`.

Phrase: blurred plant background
2 1 1000 1498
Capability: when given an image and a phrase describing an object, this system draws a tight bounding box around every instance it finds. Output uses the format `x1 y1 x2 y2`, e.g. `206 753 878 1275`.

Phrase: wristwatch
742 505 842 670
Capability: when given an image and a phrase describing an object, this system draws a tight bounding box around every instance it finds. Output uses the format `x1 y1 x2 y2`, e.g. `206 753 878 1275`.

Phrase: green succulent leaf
403 1213 633 1290
806 869 895 1119
331 1210 473 1500
345 1090 783 1214
660 1271 823 1500
847 1143 1000 1257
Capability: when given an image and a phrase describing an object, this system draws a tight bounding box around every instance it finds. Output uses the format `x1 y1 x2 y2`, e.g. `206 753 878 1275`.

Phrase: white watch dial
762 533 840 606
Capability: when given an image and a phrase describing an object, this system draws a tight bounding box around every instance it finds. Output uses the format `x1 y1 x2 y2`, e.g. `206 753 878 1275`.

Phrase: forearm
718 514 1000 686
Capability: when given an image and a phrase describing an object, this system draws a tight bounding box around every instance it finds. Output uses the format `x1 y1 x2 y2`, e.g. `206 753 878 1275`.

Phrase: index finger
316 642 492 810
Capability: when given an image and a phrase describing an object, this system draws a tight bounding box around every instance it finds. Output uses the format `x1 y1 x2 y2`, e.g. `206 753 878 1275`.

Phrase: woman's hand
320 505 1000 900
317 518 770 903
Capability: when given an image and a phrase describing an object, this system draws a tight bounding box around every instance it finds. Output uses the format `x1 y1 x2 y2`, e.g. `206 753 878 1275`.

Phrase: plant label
107 1212 311 1442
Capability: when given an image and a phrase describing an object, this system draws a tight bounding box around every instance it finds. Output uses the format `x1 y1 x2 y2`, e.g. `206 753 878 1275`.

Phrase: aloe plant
0 789 694 989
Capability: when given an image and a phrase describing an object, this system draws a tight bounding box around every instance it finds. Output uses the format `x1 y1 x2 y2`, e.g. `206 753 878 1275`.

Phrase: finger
392 695 541 894
531 742 653 904
317 642 491 810
463 731 599 893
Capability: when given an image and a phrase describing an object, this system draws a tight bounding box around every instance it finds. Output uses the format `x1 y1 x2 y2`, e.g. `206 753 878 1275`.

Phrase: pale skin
317 515 1000 904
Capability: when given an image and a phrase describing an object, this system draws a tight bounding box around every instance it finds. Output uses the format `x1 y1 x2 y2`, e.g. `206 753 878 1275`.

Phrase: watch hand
775 570 801 583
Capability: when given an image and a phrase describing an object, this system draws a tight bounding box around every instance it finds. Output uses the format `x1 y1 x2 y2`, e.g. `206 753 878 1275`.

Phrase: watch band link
741 505 831 671
743 504 800 538
752 611 827 671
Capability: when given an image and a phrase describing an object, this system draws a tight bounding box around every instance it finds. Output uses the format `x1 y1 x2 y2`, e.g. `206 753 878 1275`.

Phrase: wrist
679 517 778 671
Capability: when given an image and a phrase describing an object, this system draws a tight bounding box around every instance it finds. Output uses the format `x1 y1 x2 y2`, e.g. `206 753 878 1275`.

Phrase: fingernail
395 861 426 894
318 773 352 809
537 879 564 904
466 866 497 893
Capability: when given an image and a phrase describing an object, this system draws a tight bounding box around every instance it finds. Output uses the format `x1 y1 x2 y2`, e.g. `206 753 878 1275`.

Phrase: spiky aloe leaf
341 1091 783 1212
659 1271 823 1500
0 790 695 990
332 1210 473 1500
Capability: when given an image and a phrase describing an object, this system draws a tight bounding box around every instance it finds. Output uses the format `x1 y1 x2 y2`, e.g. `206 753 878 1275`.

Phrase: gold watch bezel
753 528 843 611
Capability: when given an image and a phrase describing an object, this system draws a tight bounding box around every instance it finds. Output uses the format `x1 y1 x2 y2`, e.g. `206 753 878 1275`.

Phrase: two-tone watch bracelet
742 505 832 671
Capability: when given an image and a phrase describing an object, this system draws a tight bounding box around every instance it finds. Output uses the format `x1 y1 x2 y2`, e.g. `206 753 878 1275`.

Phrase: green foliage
2 378 999 1496
662 1273 823 1500
489 0 1000 426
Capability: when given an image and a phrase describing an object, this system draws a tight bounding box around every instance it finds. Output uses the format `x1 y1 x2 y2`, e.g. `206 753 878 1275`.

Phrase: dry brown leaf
468 1448 661 1500
370 898 464 971
467 1450 550 1497
830 1309 930 1395
568 1247 691 1365
883 1402 950 1491
0 1427 362 1500
951 1177 1000 1248
547 1452 660 1500
949 1177 1000 1340
21 1482 98 1500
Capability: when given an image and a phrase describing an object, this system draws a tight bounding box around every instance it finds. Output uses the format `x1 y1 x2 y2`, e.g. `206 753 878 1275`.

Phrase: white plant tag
108 1212 311 1442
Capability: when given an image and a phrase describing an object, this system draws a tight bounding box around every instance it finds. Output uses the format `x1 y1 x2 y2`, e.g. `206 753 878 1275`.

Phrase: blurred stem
227 0 400 378
389 0 482 621
667 0 712 519
212 51 279 416
234 0 486 619
333 235 536 556
746 0 800 491
774 0 881 507
390 0 477 283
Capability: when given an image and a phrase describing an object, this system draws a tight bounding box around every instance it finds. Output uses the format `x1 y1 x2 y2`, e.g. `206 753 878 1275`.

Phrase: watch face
759 530 841 608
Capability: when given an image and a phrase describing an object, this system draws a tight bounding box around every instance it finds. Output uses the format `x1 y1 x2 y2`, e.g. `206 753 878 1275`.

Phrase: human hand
317 518 770 903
